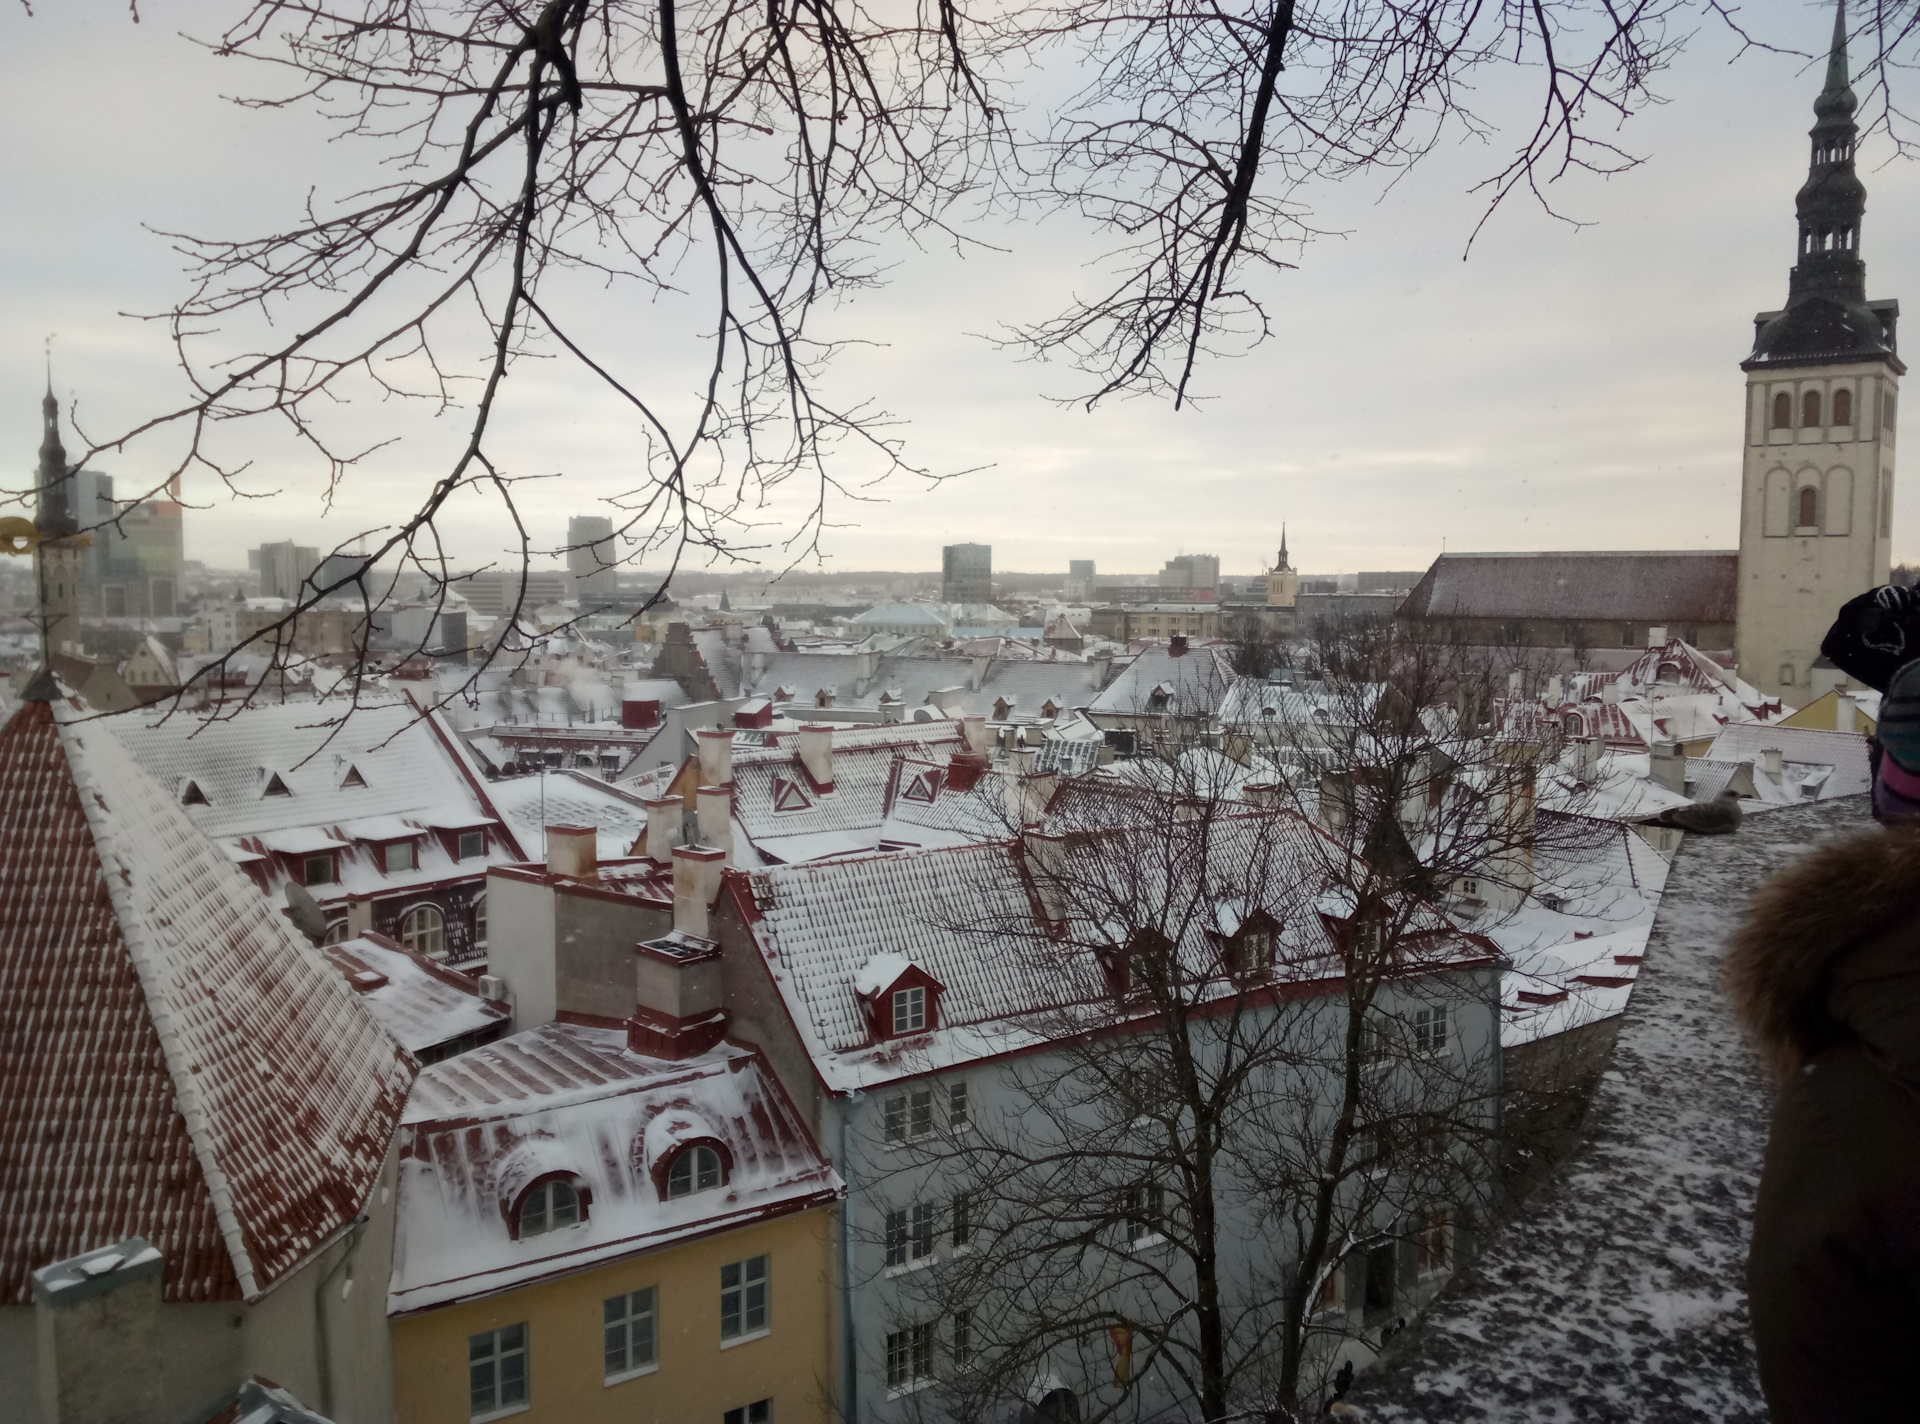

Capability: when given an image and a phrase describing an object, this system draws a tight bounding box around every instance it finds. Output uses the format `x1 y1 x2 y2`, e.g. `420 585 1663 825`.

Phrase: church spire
1743 0 1899 372
37 384 76 539
1275 524 1291 573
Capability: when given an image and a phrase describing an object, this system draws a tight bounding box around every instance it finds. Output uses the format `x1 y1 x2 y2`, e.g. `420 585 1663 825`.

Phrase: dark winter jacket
1727 826 1920 1423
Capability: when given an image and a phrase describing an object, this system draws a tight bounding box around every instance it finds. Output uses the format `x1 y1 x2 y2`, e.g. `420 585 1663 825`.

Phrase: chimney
960 713 990 759
1007 746 1039 776
1574 736 1604 784
1763 746 1785 778
644 794 685 865
629 932 727 1059
1244 782 1284 810
696 727 734 787
1545 674 1564 705
32 1239 165 1424
1647 626 1667 648
1023 829 1069 922
621 680 663 729
671 844 726 939
946 751 990 791
547 824 598 881
1169 634 1189 656
697 783 734 864
880 699 904 723
1649 740 1686 794
799 724 835 791
1507 670 1523 698
1090 654 1113 686
1835 694 1857 734
970 656 990 692
1318 770 1354 832
1602 682 1621 706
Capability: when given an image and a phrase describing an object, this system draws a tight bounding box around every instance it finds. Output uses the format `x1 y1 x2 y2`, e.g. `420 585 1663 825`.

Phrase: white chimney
960 714 990 756
1763 746 1785 778
1507 670 1523 698
1023 829 1068 922
1647 626 1667 648
671 844 725 939
799 724 835 790
546 825 598 881
1836 694 1857 734
697 783 734 864
1545 674 1564 705
644 794 685 865
1602 683 1621 706
970 656 990 692
1649 740 1686 794
1574 736 1604 784
696 728 734 787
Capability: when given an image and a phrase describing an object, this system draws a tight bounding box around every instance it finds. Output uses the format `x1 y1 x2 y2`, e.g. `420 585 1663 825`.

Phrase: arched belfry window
1834 388 1854 426
1803 390 1823 428
1772 393 1792 429
1798 486 1819 529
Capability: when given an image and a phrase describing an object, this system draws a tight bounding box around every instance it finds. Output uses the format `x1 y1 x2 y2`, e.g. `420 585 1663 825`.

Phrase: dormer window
180 780 208 806
303 852 337 886
772 776 811 812
993 698 1011 720
458 830 487 860
340 764 367 789
666 1144 726 1199
262 772 293 797
517 1178 583 1237
892 986 927 1034
384 841 416 874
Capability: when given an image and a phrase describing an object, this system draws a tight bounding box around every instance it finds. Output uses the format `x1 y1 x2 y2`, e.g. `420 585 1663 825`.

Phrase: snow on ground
1354 795 1873 1423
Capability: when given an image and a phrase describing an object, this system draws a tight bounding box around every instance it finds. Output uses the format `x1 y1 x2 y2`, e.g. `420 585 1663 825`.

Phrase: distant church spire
37 382 76 539
1744 0 1899 371
1275 524 1291 573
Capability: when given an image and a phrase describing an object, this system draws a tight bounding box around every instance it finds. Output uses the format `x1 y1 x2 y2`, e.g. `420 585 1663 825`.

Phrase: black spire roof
36 385 77 538
1744 0 1903 374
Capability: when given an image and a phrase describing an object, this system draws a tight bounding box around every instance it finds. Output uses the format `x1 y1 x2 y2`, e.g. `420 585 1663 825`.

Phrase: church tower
1735 0 1902 703
1266 524 1299 607
33 386 88 662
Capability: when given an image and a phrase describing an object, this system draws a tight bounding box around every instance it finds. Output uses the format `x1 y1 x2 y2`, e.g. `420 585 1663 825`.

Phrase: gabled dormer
339 763 368 789
771 776 812 812
260 769 294 798
1211 905 1282 981
178 778 208 807
853 953 945 1042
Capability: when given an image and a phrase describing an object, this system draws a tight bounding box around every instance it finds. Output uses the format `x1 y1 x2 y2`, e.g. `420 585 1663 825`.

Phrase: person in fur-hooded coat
1726 823 1920 1422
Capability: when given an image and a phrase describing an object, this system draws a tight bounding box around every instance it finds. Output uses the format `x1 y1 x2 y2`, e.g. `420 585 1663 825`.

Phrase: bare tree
853 623 1619 1420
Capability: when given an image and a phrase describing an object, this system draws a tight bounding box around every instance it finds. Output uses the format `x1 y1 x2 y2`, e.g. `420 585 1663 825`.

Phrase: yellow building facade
393 1206 836 1424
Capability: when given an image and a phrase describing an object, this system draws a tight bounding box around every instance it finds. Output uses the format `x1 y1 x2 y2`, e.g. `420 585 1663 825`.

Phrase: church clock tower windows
1735 0 1902 703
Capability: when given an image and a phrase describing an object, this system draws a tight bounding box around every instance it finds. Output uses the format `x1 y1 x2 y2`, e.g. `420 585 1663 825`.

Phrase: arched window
1798 486 1819 529
400 904 446 958
666 1144 725 1199
472 895 488 950
322 919 352 946
1834 388 1853 425
1772 392 1792 428
1803 389 1823 428
518 1179 581 1236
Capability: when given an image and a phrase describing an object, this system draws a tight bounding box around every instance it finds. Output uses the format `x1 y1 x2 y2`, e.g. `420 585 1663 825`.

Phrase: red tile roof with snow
0 700 415 1304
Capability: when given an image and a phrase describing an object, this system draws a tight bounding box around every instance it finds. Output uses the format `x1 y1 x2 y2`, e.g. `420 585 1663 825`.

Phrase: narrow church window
1798 486 1819 528
1834 388 1853 426
1803 390 1823 428
1772 393 1792 429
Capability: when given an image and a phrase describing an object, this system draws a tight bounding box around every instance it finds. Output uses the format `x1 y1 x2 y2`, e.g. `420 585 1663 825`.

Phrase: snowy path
1355 796 1871 1423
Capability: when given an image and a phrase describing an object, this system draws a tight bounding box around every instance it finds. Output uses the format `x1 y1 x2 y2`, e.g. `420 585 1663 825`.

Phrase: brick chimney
697 783 734 865
697 727 734 787
547 825 598 881
1169 635 1189 656
671 844 725 939
622 680 662 729
960 714 990 756
799 724 834 792
644 795 684 865
628 933 727 1059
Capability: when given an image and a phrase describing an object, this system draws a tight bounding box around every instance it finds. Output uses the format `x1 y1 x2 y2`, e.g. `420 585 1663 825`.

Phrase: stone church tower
33 386 88 662
1735 0 1902 704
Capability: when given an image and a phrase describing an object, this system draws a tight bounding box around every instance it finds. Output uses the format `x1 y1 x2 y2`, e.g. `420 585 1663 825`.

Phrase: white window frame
469 1323 530 1421
518 1179 581 1237
401 903 447 959
1413 1004 1450 1056
472 895 488 949
385 840 416 874
885 1321 939 1396
720 1255 770 1345
948 1080 971 1131
892 985 926 1034
667 1144 724 1199
883 1087 935 1145
603 1286 658 1384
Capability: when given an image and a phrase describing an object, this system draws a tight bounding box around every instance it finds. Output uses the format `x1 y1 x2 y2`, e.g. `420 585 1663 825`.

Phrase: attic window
180 780 208 806
815 689 834 708
993 698 1011 719
1042 700 1060 718
772 776 811 812
518 1179 583 1237
901 771 937 804
340 764 367 789
666 1144 726 1199
384 841 416 874
262 772 293 797
892 986 927 1034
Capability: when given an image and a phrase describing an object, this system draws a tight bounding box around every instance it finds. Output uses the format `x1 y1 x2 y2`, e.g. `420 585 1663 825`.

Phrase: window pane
909 1089 933 1139
883 1095 906 1143
948 1081 970 1129
470 1361 494 1416
952 1194 971 1248
911 1203 933 1259
886 1209 907 1267
670 1154 692 1198
697 1146 721 1190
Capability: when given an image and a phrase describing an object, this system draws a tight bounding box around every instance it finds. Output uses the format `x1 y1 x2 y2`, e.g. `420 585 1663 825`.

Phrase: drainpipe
839 1092 861 1424
314 1214 369 1418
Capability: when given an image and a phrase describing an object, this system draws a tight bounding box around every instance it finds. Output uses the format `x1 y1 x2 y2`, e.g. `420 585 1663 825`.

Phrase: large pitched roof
0 700 414 1304
1397 552 1739 625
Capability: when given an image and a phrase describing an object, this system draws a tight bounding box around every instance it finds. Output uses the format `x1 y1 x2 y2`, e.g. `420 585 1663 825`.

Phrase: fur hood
1727 823 1920 1081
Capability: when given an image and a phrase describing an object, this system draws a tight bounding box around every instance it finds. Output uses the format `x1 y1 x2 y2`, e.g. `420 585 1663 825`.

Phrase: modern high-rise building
1066 559 1095 599
254 542 321 602
1735 4 1902 702
1159 553 1221 594
942 542 992 604
567 515 619 610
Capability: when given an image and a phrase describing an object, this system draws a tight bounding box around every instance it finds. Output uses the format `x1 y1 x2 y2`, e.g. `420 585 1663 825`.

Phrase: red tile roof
0 699 414 1304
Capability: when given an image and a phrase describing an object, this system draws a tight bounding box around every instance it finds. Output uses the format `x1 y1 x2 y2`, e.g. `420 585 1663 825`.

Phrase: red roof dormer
852 953 945 1042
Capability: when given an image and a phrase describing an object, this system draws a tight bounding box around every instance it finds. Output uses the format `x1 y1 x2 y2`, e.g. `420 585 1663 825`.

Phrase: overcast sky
4 2 1914 579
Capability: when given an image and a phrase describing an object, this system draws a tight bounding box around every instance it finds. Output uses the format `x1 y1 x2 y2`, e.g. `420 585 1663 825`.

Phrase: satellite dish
284 882 331 946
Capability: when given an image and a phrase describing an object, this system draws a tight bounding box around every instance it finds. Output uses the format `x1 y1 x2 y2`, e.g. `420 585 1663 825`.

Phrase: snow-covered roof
1087 642 1234 720
390 1024 839 1313
324 934 508 1056
0 699 414 1305
485 769 652 860
1704 723 1872 804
